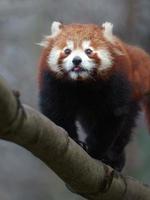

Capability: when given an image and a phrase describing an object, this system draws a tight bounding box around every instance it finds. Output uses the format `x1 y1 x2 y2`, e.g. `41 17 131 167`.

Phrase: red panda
37 21 150 171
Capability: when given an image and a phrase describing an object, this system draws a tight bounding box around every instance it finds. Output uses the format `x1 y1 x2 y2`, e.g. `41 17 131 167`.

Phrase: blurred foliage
0 0 150 199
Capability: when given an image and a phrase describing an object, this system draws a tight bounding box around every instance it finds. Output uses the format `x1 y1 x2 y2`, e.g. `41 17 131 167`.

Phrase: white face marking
69 71 78 79
66 40 74 50
82 40 91 50
48 47 61 72
102 22 114 43
97 49 113 71
69 71 89 80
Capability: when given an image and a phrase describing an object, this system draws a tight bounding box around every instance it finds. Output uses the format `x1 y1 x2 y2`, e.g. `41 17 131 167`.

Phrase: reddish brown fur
38 23 150 130
110 40 150 100
55 24 106 48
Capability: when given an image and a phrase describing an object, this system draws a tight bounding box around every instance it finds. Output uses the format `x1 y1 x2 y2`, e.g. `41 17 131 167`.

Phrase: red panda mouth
71 66 87 73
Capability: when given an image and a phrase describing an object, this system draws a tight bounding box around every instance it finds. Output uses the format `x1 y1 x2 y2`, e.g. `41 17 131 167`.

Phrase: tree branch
0 75 150 200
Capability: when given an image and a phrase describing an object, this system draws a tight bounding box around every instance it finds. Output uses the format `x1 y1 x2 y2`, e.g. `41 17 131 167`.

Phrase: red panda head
38 21 122 81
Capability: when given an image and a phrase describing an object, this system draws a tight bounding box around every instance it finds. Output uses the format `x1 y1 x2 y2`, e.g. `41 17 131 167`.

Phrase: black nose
72 56 82 65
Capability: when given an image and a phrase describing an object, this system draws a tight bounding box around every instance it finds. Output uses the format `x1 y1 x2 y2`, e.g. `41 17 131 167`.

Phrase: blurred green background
0 0 150 199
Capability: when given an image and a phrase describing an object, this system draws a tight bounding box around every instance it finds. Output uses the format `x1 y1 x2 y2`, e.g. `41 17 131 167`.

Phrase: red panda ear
102 22 114 43
51 21 63 36
36 21 63 48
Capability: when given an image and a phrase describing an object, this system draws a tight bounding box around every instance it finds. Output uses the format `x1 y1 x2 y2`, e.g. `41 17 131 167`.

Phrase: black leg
81 101 139 170
39 72 78 140
83 117 128 171
78 104 138 170
40 97 78 140
79 110 123 159
105 102 139 171
101 151 125 172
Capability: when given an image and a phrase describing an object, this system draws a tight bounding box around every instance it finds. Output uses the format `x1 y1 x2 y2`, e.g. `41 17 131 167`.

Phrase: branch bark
0 75 150 200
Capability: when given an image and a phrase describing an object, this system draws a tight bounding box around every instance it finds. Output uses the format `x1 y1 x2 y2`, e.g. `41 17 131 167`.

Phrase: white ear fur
36 21 63 48
102 22 114 43
51 21 62 36
36 35 51 48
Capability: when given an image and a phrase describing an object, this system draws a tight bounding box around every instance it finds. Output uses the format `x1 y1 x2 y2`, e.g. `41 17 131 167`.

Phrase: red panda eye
64 48 72 55
85 48 93 55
